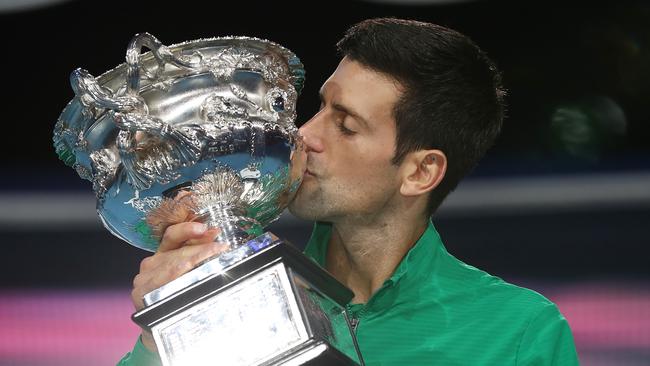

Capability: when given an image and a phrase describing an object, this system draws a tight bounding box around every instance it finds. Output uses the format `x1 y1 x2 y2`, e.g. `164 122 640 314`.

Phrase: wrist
141 331 158 352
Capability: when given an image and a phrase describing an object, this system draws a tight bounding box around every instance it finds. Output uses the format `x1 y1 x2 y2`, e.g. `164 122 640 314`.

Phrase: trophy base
133 234 363 366
281 340 359 366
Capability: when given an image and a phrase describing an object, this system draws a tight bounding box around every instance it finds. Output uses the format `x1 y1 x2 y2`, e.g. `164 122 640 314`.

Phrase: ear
399 149 447 197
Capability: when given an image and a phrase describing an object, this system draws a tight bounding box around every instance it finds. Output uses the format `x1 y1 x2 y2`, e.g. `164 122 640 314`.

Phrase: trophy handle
125 32 200 95
68 33 206 192
69 32 200 112
70 68 144 112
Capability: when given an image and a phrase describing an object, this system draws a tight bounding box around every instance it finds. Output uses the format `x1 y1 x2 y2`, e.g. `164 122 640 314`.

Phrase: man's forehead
325 58 401 96
321 61 400 121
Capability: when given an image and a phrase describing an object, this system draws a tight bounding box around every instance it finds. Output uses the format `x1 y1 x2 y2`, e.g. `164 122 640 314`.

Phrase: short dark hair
337 18 506 215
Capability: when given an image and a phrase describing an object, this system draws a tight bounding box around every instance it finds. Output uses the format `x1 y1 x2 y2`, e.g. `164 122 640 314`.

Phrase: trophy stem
196 205 262 250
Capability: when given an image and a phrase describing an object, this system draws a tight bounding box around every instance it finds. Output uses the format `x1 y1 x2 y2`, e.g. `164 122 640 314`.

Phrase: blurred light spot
549 96 627 161
0 0 72 13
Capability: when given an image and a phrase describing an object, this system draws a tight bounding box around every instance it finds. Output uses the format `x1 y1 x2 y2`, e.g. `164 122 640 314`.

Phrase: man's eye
337 121 356 136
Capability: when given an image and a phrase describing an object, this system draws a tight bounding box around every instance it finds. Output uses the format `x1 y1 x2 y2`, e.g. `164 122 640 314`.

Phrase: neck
325 212 428 304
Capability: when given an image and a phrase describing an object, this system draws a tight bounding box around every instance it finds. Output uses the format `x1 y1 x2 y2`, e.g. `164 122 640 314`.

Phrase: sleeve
515 303 579 366
116 337 163 366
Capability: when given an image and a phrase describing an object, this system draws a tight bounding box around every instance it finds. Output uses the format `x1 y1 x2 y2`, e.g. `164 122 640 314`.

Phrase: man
119 18 578 365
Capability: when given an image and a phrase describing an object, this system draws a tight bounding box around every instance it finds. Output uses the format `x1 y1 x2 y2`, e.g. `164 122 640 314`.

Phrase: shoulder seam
514 302 554 365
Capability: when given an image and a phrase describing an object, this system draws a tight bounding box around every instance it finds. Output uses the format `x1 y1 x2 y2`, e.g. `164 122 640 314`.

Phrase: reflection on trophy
53 33 363 366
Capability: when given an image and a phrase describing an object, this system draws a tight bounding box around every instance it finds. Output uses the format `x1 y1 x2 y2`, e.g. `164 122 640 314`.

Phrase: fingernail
193 223 208 234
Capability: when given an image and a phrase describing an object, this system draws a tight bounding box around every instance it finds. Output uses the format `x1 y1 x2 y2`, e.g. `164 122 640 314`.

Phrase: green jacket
118 220 579 365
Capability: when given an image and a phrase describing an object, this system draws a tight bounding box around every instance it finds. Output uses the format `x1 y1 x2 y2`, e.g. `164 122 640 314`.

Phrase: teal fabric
303 220 579 365
117 336 161 366
118 220 579 365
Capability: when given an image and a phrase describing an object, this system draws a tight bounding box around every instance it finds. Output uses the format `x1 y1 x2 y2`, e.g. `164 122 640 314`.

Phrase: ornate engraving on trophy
54 32 306 252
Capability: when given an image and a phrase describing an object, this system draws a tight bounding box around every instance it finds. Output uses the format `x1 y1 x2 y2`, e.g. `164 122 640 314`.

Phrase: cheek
352 139 396 174
336 133 395 173
335 152 399 197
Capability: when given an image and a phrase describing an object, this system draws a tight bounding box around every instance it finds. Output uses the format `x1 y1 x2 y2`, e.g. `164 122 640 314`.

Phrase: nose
298 112 325 153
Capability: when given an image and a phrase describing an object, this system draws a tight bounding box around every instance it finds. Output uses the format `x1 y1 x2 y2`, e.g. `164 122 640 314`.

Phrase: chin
288 201 314 220
288 196 327 221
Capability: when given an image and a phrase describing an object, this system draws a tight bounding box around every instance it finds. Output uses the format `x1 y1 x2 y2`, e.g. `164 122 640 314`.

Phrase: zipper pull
349 316 360 332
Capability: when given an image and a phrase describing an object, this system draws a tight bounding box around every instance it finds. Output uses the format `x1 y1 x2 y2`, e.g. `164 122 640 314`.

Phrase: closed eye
336 119 356 136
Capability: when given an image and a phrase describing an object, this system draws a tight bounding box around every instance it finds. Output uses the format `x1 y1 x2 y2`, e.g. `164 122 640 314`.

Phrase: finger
131 242 227 310
152 242 229 288
177 241 230 267
132 245 226 306
159 222 208 252
184 228 222 246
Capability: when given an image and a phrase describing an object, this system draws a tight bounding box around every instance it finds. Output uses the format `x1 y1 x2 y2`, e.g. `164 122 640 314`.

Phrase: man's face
289 57 403 222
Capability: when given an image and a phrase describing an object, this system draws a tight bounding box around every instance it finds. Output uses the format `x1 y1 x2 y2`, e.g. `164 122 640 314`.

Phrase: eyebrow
319 88 371 130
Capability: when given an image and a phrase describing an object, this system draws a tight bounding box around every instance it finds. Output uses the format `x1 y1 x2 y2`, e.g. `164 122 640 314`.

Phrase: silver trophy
53 33 363 366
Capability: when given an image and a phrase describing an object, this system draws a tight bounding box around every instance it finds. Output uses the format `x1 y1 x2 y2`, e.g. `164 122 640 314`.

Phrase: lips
303 155 317 177
304 168 317 177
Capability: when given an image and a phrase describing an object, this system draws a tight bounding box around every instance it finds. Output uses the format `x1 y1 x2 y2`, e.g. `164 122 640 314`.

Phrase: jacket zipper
347 304 368 334
349 316 360 332
347 306 367 366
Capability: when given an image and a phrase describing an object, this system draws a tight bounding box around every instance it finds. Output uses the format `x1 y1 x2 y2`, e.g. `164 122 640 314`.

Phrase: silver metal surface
290 271 362 364
54 33 306 252
152 263 308 366
143 232 277 306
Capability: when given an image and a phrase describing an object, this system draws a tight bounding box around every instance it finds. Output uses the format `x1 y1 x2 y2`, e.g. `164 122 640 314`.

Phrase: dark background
0 0 647 286
1 0 649 178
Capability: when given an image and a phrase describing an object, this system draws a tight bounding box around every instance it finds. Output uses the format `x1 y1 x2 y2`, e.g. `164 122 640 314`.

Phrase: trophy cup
53 33 363 366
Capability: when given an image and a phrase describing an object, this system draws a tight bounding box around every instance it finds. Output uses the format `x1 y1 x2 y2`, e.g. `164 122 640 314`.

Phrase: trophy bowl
53 32 306 252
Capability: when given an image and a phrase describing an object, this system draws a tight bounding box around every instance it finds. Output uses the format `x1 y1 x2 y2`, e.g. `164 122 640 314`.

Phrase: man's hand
131 221 227 351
